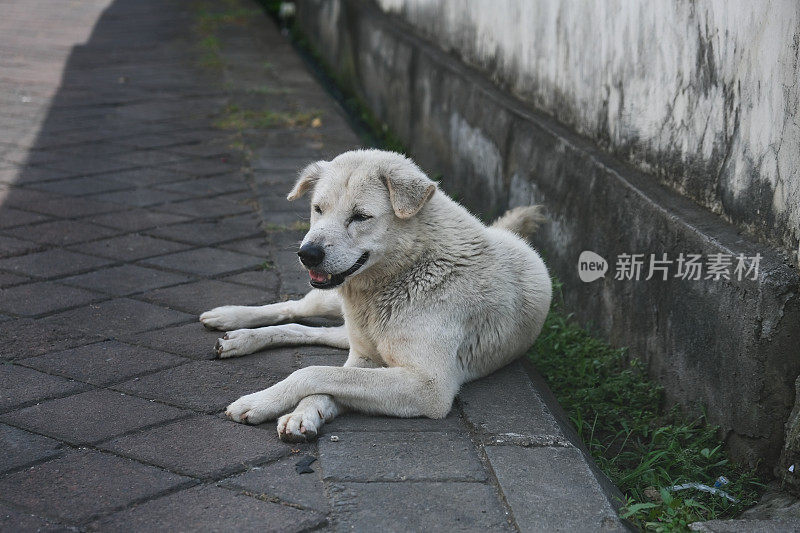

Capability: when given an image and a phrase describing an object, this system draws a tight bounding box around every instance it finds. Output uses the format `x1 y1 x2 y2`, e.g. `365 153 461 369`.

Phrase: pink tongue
309 270 328 283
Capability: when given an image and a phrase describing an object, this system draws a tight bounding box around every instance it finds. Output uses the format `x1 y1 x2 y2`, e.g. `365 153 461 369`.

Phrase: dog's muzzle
308 252 369 289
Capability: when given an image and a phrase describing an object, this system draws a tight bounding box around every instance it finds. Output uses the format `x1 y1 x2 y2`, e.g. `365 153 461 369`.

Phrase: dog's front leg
225 363 459 425
275 354 381 441
200 289 342 330
214 324 349 358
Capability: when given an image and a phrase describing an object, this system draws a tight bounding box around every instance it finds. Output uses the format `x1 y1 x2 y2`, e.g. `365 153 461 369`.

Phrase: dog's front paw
225 390 285 425
277 408 324 443
215 329 256 358
200 306 254 331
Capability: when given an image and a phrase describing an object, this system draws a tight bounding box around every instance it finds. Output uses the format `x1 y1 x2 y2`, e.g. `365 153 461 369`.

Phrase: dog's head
287 149 437 289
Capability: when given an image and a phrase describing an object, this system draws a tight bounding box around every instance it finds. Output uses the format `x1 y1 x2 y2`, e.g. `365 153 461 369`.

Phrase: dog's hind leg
200 289 342 331
214 324 349 358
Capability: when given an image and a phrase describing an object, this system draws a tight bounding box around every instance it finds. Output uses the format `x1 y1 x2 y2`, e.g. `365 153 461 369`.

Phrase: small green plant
260 260 275 270
528 279 763 530
198 35 223 70
193 0 260 70
247 85 292 96
214 104 322 131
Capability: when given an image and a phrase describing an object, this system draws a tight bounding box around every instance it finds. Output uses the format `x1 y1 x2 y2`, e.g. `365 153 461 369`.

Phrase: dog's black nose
298 243 325 267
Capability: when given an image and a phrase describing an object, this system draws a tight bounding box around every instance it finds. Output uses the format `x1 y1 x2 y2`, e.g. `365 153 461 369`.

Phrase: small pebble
330 435 339 442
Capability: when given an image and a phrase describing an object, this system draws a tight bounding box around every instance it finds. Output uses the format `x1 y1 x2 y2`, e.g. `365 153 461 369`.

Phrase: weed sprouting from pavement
528 279 763 530
214 104 321 131
193 1 259 70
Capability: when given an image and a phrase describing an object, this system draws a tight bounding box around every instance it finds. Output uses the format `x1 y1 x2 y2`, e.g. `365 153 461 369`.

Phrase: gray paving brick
3 219 119 246
295 350 347 373
0 248 112 278
219 456 328 512
22 196 120 218
162 158 238 177
49 141 131 158
154 173 248 196
118 322 221 360
114 350 295 412
318 431 487 482
459 360 563 439
157 195 252 218
20 340 186 386
166 142 234 158
0 189 60 211
1 389 188 444
269 231 311 296
90 187 190 207
0 450 191 523
0 318 103 360
101 415 290 478
61 264 191 297
0 207 50 228
328 481 513 532
485 446 625 533
0 502 62 533
0 364 88 412
145 216 263 245
0 423 63 473
27 175 132 196
12 166 75 183
86 207 190 231
94 166 190 187
222 269 280 292
325 411 462 434
218 236 272 257
0 234 42 257
138 278 271 315
0 271 29 287
141 247 262 276
91 485 325 532
0 281 102 316
39 155 137 177
47 298 192 336
69 232 191 261
115 133 191 150
114 149 189 167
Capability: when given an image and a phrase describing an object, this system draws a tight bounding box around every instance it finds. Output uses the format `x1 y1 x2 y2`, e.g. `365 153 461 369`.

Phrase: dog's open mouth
308 252 370 289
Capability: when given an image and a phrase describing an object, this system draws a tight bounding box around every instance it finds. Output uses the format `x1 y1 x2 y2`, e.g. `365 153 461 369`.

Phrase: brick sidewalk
0 1 623 531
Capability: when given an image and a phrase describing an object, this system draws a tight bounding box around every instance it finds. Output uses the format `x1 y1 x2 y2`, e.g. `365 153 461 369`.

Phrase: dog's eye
349 212 372 223
313 205 322 214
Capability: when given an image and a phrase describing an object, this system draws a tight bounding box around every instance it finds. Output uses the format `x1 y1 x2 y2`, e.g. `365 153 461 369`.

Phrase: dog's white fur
200 150 552 442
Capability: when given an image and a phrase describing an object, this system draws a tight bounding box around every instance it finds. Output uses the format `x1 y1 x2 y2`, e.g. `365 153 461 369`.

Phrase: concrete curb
457 360 633 532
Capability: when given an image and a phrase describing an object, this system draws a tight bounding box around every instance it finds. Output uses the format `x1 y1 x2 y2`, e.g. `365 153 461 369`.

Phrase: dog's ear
287 161 325 201
382 166 437 219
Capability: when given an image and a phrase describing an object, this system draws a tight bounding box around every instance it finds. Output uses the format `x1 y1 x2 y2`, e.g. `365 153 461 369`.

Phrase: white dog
200 149 552 442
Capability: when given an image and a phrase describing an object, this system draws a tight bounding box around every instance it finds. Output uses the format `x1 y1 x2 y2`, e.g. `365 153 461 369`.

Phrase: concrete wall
294 0 800 473
377 0 800 262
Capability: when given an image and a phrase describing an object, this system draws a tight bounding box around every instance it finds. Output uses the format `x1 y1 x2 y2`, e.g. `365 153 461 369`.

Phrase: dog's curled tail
491 205 546 240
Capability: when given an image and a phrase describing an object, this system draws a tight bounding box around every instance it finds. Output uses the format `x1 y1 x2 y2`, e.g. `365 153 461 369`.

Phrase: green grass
214 104 321 131
198 35 223 70
193 0 260 70
528 280 763 531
